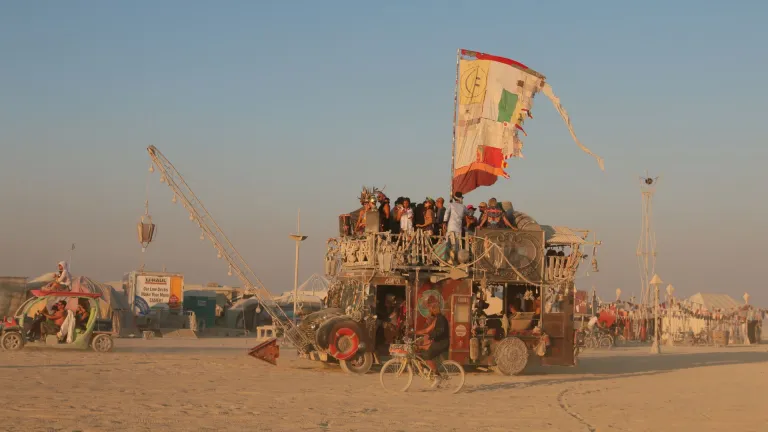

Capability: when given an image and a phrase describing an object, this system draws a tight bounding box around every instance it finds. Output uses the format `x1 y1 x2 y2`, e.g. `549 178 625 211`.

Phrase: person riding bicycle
587 314 599 333
415 303 450 374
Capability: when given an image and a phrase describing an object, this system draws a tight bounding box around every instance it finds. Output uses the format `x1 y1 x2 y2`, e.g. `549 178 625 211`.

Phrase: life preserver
329 326 360 361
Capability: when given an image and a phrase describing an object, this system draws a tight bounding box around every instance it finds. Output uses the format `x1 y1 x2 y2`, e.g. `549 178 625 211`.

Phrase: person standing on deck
435 197 446 236
399 198 414 234
377 192 391 232
443 192 465 263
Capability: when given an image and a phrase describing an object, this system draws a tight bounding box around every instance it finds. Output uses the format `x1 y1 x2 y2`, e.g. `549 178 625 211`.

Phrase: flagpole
450 48 460 197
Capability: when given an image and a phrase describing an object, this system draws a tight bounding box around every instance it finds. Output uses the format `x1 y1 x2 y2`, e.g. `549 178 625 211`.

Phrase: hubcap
337 335 353 353
95 336 112 351
3 334 21 349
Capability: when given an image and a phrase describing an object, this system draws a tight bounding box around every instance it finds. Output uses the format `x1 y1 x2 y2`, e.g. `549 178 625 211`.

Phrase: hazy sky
1 1 766 305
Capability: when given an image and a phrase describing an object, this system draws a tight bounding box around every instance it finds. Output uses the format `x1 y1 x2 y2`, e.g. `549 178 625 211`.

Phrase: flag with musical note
453 49 603 195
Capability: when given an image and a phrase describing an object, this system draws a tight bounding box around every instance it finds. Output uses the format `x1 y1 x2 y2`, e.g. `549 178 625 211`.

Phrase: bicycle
379 336 465 394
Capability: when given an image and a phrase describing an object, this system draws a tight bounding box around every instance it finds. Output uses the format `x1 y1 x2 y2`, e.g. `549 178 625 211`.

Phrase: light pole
289 209 308 325
650 273 663 354
665 284 675 346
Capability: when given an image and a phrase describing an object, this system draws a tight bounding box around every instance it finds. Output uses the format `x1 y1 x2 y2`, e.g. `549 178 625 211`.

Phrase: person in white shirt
587 315 599 334
43 261 71 291
399 198 414 234
443 192 465 263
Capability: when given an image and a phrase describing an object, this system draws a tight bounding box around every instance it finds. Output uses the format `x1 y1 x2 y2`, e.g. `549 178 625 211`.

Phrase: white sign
136 275 171 307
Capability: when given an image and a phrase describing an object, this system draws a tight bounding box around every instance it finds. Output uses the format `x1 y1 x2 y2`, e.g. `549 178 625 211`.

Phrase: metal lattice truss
146 145 314 351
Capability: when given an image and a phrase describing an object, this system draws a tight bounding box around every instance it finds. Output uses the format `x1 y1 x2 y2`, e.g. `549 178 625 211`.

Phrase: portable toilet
183 290 217 329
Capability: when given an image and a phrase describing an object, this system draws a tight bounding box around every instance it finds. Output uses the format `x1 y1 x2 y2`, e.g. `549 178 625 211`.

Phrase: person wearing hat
477 202 488 221
464 205 478 234
443 192 466 263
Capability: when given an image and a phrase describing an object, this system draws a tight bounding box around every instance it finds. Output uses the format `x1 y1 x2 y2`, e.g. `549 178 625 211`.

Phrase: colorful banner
452 49 604 195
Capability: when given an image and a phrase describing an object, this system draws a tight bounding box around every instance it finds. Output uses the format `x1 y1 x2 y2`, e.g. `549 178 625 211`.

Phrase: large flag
452 49 604 195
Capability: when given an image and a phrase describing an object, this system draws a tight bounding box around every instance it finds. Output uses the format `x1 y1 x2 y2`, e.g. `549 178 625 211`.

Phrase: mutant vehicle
288 198 601 375
1 290 115 352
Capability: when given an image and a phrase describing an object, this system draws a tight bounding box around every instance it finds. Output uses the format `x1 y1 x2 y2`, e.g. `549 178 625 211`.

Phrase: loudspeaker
365 211 380 233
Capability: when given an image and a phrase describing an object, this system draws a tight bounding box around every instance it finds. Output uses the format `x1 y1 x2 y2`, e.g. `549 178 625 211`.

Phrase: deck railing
326 229 581 282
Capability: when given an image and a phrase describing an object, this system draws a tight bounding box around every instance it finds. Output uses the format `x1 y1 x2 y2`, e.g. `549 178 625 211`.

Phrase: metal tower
637 172 659 308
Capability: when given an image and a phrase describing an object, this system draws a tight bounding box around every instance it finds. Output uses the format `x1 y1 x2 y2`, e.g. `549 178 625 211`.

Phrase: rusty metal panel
541 283 575 367
472 228 545 283
450 294 472 362
412 279 472 363
247 338 280 365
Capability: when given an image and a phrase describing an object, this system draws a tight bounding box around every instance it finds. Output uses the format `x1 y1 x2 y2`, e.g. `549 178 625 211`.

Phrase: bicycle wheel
584 336 596 349
431 360 465 394
598 336 613 349
380 358 414 393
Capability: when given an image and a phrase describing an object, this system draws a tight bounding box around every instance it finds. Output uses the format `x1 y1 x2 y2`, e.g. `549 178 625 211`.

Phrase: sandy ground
1 338 767 432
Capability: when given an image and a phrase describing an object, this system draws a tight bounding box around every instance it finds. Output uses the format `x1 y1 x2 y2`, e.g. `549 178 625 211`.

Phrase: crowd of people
354 190 519 238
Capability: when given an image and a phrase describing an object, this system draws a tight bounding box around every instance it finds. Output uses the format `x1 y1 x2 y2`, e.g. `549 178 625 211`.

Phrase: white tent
277 273 329 302
687 293 741 311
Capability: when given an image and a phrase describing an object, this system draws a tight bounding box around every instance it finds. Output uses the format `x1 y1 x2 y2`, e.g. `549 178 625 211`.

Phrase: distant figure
42 261 71 291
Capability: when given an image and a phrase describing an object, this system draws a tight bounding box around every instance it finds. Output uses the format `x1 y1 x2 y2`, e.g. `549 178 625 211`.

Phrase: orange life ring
329 327 359 361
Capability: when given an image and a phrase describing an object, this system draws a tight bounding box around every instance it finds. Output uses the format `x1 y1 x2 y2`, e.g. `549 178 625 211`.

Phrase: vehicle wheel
432 360 465 394
584 336 597 349
598 336 613 349
494 337 529 376
379 358 413 392
91 334 114 353
1 332 25 351
339 351 373 375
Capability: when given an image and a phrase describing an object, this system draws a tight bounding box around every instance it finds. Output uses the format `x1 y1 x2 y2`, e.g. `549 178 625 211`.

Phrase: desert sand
1 338 767 432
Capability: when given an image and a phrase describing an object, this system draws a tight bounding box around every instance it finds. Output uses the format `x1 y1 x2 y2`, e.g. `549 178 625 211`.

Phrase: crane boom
146 145 315 353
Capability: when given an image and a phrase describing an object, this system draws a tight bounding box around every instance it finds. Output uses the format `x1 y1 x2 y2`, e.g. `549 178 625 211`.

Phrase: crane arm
146 145 314 353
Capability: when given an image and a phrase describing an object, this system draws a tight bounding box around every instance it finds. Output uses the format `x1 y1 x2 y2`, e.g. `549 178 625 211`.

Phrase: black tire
314 316 349 350
339 351 374 375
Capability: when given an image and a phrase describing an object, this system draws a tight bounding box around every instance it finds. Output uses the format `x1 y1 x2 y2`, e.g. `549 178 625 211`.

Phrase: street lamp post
289 209 308 325
665 284 675 347
650 273 663 354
